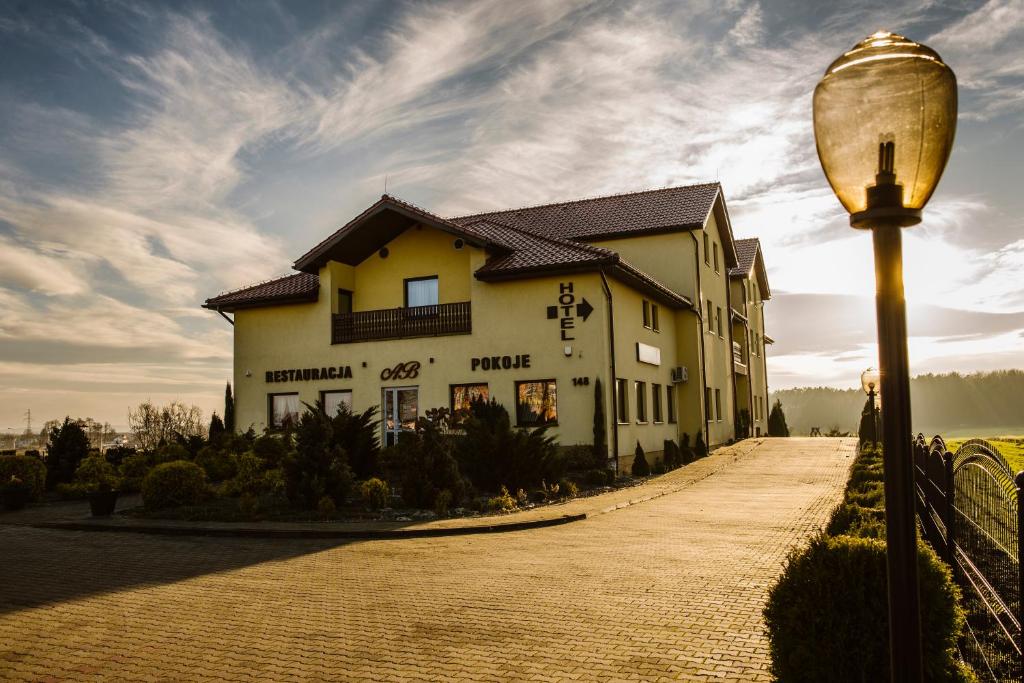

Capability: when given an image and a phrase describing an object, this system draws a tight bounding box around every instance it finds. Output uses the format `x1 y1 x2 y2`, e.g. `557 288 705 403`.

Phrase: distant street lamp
814 31 957 682
861 366 881 448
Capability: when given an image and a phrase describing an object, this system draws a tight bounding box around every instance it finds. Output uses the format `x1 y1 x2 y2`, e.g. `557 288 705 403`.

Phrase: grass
943 437 1024 474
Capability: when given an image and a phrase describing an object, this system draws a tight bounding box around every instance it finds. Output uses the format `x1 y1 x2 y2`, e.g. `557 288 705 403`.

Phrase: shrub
73 454 122 492
384 417 466 509
221 453 285 504
694 432 707 458
238 492 258 517
153 442 190 464
104 446 136 468
328 404 380 479
486 486 516 513
435 489 453 517
631 442 650 477
119 453 153 493
763 534 969 683
652 460 666 475
662 440 679 470
826 503 886 539
1 476 32 510
0 454 46 501
582 468 608 486
283 406 353 509
45 418 90 489
317 495 336 518
561 445 595 472
360 477 389 510
141 460 208 510
768 399 790 436
194 446 237 482
252 433 289 468
558 478 579 499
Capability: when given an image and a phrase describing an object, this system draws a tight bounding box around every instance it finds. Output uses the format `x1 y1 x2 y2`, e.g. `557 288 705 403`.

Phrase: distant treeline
770 370 1024 436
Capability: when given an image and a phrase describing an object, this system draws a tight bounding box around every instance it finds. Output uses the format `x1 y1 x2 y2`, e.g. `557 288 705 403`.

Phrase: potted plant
1 475 31 511
73 454 123 517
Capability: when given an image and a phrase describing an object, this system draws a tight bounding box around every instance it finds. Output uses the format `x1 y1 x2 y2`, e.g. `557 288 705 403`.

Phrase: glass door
382 386 418 447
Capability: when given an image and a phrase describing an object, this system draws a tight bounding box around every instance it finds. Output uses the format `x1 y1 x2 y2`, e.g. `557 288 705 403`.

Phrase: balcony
733 341 747 375
332 301 472 344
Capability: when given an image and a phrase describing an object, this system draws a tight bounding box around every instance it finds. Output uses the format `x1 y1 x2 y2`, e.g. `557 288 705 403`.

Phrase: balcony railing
332 301 472 344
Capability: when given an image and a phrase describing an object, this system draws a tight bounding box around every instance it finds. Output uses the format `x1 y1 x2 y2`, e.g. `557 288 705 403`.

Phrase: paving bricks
0 437 852 681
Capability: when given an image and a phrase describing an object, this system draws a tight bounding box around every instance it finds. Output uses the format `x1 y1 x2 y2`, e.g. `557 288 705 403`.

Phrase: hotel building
204 184 772 471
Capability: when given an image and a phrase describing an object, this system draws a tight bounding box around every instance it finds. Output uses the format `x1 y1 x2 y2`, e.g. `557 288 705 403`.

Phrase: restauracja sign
266 366 354 383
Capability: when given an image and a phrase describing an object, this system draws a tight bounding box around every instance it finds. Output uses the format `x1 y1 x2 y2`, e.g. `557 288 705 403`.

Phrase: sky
0 0 1022 431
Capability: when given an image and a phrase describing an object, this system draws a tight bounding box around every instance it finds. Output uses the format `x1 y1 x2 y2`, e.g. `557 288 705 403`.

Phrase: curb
30 513 588 540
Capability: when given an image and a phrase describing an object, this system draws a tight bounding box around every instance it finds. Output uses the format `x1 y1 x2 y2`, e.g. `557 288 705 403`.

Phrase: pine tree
224 382 235 433
768 399 790 437
208 413 225 442
631 441 650 476
592 378 607 469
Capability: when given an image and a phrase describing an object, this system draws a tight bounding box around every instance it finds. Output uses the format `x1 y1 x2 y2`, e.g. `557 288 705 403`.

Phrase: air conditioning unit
671 366 688 383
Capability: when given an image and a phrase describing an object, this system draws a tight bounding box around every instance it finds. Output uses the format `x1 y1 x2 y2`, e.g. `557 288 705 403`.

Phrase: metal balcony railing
331 301 472 344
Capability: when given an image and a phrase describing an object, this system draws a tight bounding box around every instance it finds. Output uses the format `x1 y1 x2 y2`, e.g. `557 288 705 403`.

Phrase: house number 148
572 377 590 386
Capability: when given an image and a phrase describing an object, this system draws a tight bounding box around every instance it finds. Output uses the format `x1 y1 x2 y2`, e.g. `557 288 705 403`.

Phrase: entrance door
382 386 418 447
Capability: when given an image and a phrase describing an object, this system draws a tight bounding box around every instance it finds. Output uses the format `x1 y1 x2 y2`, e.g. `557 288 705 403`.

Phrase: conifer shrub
768 399 790 436
0 455 46 501
385 418 466 509
253 433 289 468
142 460 208 510
328 404 380 479
694 432 708 458
631 441 650 477
45 418 90 489
194 446 237 482
284 406 353 509
360 477 389 510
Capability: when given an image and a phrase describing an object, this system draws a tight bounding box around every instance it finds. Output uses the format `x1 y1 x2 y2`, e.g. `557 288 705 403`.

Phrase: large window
703 232 710 264
404 276 438 308
516 380 557 426
321 390 352 416
268 393 299 429
652 383 663 423
450 383 488 422
715 389 722 422
666 385 676 423
616 378 629 424
642 300 661 331
642 300 651 328
651 303 659 331
713 243 720 273
635 381 647 423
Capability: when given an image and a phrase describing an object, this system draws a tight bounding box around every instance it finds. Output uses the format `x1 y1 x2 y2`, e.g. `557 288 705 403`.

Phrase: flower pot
89 490 119 517
1 486 30 511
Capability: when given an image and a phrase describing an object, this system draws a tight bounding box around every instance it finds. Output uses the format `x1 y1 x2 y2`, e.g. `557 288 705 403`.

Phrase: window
705 387 714 420
268 393 299 429
516 380 557 426
713 243 719 273
706 300 713 332
716 307 723 337
635 381 647 423
337 289 353 314
642 299 651 328
404 276 438 308
666 385 676 423
651 304 659 331
450 383 488 423
715 389 722 422
616 378 629 424
652 383 663 423
321 390 352 417
703 232 710 264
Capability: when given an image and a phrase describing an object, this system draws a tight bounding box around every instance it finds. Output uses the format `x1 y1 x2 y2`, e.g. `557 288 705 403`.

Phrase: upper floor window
716 306 723 337
715 388 722 422
713 243 719 273
337 289 353 315
706 300 713 332
635 381 647 423
651 304 659 331
642 299 660 331
703 232 710 265
642 299 651 328
405 276 438 308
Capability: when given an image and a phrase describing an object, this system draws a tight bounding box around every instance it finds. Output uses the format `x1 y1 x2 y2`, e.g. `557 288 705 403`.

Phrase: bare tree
128 401 206 451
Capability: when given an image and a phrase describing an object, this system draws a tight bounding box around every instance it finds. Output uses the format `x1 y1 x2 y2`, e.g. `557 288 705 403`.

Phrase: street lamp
814 30 957 683
861 366 881 448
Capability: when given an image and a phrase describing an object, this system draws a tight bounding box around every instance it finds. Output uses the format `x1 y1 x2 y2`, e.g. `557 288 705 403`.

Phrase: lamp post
861 367 881 448
814 31 957 682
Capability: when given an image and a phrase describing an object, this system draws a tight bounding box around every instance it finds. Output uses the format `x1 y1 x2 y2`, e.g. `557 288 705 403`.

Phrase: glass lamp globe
813 31 957 227
861 367 881 395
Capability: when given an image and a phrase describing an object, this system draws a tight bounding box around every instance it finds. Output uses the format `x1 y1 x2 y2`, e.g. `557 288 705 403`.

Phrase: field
944 436 1024 473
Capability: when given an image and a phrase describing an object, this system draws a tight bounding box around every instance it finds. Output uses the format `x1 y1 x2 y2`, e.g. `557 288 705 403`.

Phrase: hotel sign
546 282 594 341
266 366 353 383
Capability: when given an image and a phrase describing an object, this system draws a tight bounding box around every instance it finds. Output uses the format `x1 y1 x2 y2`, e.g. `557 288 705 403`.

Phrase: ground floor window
616 378 629 424
516 379 557 426
667 385 676 423
715 389 722 422
652 383 663 423
450 383 488 422
268 393 299 429
635 381 647 423
321 390 352 416
383 386 418 447
705 387 713 420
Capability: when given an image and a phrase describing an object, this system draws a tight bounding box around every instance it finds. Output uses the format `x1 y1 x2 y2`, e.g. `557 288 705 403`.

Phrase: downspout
689 233 710 450
725 272 738 440
599 270 619 475
216 309 234 326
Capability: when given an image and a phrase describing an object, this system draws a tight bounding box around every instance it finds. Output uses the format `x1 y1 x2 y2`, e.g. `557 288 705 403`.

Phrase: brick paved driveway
0 438 853 682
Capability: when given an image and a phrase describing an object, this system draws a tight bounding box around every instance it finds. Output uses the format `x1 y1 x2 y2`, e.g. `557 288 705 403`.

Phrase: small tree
208 413 225 443
858 397 878 446
45 417 90 489
224 382 235 433
592 378 607 470
768 399 791 437
283 404 353 509
631 441 650 477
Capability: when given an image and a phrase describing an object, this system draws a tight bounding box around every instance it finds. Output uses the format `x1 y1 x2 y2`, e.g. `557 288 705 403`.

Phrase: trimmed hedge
0 455 46 502
142 460 208 510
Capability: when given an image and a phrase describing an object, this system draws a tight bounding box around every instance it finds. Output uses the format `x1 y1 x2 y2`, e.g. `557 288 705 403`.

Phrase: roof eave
203 293 318 313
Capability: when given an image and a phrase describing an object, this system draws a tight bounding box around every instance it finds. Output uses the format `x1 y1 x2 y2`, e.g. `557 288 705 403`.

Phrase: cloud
0 236 87 295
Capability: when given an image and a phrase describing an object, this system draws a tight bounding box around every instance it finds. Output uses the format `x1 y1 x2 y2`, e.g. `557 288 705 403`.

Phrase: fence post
943 451 955 566
1015 471 1024 680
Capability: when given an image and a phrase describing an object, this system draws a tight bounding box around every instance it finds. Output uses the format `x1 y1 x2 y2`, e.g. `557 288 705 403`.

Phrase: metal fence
914 434 1024 682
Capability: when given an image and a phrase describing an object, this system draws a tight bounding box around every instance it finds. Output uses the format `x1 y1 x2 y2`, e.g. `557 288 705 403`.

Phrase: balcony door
382 386 418 447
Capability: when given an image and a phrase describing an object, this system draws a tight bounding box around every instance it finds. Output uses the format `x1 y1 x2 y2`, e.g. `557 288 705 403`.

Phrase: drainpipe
599 270 619 476
689 233 710 451
725 271 738 440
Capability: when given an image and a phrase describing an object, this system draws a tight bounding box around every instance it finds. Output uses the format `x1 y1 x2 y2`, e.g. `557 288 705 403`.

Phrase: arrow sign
576 298 594 321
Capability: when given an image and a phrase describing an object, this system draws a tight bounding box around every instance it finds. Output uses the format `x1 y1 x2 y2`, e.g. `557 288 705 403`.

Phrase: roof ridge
449 182 721 221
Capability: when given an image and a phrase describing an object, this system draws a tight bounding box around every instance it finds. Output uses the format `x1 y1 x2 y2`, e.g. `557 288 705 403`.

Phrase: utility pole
24 408 32 435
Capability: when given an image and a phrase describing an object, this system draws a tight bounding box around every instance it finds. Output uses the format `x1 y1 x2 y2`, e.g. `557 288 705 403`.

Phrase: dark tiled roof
468 219 617 276
450 183 721 241
729 238 760 277
204 272 319 311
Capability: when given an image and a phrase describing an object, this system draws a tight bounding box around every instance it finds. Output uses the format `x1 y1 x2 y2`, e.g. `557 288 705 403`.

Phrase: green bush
694 431 707 458
283 406 353 509
434 489 453 517
631 442 650 477
764 534 970 683
662 439 680 470
119 453 153 493
141 460 208 510
360 477 389 510
252 433 289 468
153 442 190 464
194 446 237 482
45 418 90 489
328 404 380 479
384 417 466 509
73 454 121 492
221 453 284 503
560 445 595 472
0 455 46 501
104 446 136 468
558 478 579 499
826 502 887 539
486 486 516 513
